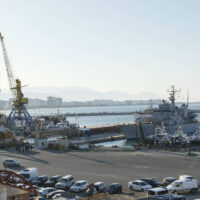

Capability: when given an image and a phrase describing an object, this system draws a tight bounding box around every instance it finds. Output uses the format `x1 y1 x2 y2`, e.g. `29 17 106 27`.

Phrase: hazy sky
0 0 200 100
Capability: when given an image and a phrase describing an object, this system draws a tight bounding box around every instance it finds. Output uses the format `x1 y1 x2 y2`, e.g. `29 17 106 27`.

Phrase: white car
55 175 75 190
94 182 106 193
70 180 89 193
128 180 152 191
3 159 20 167
148 187 169 198
38 187 56 197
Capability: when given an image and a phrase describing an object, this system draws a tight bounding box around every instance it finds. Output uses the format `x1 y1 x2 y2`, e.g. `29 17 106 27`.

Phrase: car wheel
191 188 196 193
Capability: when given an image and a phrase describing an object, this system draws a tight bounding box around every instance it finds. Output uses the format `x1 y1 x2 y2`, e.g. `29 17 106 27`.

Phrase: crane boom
0 33 33 131
0 33 17 97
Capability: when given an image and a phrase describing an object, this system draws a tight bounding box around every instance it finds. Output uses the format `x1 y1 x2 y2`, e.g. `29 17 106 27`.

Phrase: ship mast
167 85 181 114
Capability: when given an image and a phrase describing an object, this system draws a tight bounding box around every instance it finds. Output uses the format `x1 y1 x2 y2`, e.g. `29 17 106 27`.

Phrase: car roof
134 180 145 183
94 182 104 185
40 187 54 191
110 183 121 186
51 175 61 178
38 175 47 178
148 187 168 192
62 175 73 179
164 177 176 180
141 178 154 180
76 180 87 183
179 175 193 179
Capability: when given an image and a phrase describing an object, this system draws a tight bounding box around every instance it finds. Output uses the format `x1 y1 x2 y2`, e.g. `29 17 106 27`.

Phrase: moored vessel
122 86 199 139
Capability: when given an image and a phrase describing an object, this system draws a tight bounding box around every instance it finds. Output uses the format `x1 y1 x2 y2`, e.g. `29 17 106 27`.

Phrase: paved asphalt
0 148 200 199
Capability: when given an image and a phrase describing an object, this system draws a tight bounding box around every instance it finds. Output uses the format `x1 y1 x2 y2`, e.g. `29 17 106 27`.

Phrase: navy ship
122 86 199 139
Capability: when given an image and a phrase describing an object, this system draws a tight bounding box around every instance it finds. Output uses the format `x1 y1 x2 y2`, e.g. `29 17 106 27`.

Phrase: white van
167 179 198 194
18 168 38 181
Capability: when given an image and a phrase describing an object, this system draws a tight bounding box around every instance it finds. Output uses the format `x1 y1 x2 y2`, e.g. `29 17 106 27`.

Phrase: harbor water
20 104 200 148
3 104 200 127
95 139 136 149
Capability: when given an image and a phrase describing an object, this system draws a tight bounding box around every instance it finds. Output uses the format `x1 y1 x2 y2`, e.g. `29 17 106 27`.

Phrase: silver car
3 159 20 167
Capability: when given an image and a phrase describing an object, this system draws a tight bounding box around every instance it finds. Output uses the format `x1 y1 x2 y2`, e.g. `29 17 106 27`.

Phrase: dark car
151 194 186 200
191 146 200 152
141 178 163 188
32 175 48 187
38 197 47 200
162 177 177 186
108 183 122 194
45 175 62 187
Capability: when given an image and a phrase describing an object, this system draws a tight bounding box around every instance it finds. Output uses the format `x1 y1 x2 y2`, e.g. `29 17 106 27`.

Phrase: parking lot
0 148 200 199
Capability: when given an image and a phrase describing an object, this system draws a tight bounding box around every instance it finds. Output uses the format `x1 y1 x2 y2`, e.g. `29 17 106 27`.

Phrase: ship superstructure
122 86 199 139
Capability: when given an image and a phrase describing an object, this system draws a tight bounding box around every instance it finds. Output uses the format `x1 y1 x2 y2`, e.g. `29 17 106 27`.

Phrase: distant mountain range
0 86 160 101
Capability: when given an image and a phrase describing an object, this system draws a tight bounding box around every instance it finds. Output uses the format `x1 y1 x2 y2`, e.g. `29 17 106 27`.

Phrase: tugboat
122 86 199 139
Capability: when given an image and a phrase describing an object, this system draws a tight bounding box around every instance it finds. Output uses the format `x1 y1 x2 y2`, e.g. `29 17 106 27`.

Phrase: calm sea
2 104 200 127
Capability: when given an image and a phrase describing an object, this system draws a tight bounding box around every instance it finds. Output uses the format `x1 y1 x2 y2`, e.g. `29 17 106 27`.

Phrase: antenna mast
167 85 181 114
187 89 189 107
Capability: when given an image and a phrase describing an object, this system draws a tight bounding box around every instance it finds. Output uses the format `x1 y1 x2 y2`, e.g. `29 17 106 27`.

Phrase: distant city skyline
0 1 200 100
0 86 192 102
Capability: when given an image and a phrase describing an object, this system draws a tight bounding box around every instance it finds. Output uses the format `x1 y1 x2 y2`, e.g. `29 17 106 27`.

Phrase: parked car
107 183 122 194
128 180 152 191
3 159 20 167
55 175 75 190
167 179 198 194
148 187 186 199
172 195 186 200
45 175 61 187
18 168 38 182
148 187 169 198
70 180 89 193
46 190 65 199
141 178 163 188
86 182 106 195
163 177 177 186
38 197 47 200
191 146 200 151
38 187 56 197
32 175 48 187
93 182 106 193
33 185 41 192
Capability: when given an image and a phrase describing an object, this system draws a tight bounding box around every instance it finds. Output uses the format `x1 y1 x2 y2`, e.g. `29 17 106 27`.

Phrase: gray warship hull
122 122 199 140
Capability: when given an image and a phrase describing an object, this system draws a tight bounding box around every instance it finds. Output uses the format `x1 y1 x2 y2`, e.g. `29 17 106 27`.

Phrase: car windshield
21 174 30 179
109 185 116 189
74 182 83 186
140 182 147 186
50 177 57 181
60 179 68 183
148 190 155 195
157 190 168 195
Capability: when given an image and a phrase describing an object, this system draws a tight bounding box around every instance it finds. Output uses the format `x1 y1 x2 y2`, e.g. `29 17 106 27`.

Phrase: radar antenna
167 85 181 114
187 89 189 107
